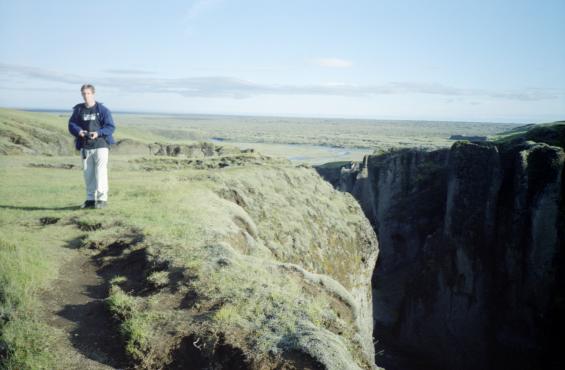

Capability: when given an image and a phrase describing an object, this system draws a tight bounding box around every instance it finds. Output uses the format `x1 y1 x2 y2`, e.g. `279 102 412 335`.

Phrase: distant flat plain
45 110 521 165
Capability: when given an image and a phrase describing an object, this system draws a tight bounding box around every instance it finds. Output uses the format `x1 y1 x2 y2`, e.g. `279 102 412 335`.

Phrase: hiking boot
95 200 107 209
81 200 95 209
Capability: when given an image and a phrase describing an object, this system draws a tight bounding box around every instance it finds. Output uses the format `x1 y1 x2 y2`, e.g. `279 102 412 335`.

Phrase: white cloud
313 58 353 68
0 62 562 102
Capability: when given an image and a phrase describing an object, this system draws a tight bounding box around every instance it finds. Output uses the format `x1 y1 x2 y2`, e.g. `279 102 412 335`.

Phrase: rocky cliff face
111 138 253 157
315 123 565 370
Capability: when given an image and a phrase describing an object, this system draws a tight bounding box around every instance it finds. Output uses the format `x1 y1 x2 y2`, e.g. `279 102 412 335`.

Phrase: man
68 84 116 209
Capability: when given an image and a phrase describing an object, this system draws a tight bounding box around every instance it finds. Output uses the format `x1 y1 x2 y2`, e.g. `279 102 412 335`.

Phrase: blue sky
0 0 564 122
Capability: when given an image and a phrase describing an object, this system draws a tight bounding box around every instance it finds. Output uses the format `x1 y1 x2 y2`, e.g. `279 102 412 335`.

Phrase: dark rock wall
315 134 565 370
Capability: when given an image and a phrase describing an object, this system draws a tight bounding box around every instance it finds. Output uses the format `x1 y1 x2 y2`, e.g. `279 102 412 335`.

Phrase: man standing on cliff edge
68 84 116 209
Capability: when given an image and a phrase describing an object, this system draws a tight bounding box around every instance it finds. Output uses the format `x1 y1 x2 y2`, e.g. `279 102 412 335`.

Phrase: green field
0 108 383 369
10 108 521 164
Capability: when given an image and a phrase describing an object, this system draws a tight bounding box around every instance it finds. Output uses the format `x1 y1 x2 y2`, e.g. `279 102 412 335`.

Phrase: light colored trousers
81 147 109 201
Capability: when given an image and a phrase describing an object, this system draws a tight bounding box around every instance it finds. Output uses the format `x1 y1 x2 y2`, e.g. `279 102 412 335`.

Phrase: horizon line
0 105 537 125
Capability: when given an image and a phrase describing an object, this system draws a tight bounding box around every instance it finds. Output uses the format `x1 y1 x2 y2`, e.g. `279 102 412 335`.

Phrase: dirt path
39 242 129 370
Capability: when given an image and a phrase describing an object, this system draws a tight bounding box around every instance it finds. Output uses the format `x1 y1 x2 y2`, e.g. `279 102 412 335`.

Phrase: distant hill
0 108 248 158
0 108 75 155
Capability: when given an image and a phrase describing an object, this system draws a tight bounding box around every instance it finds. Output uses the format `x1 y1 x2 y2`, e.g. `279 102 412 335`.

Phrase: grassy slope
0 108 74 155
490 120 565 149
0 108 198 156
0 112 379 369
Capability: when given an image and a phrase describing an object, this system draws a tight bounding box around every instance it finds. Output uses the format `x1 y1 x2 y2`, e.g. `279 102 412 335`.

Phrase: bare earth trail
38 230 129 370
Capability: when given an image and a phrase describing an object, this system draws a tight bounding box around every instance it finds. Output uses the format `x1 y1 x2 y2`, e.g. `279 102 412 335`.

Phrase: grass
199 250 333 354
115 112 518 150
0 150 377 369
490 121 565 149
0 153 84 369
1 107 524 165
0 108 213 157
3 108 560 370
0 239 59 370
106 284 151 363
0 108 384 369
0 182 82 369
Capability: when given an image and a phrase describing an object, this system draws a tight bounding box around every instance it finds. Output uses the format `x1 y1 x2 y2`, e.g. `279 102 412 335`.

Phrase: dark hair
80 84 95 93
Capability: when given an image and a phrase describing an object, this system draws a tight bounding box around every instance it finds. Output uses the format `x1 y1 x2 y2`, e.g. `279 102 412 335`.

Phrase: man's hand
79 130 87 138
89 131 99 139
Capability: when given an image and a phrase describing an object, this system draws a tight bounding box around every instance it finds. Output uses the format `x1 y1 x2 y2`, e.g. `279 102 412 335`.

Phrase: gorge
315 122 565 370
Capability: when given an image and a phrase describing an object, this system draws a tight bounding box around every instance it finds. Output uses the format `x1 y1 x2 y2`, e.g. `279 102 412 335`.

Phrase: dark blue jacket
68 102 116 150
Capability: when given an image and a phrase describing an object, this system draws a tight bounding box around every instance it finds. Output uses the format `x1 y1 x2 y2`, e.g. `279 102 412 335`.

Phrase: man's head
80 84 96 106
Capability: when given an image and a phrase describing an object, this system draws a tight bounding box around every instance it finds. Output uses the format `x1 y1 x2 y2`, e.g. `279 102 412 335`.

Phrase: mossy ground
490 121 565 149
0 147 377 369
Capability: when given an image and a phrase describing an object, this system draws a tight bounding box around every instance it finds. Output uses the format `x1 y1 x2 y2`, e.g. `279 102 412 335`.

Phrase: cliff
315 122 565 370
98 159 381 370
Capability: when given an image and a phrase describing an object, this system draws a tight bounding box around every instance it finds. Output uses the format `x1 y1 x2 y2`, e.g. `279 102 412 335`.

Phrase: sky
0 0 564 123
